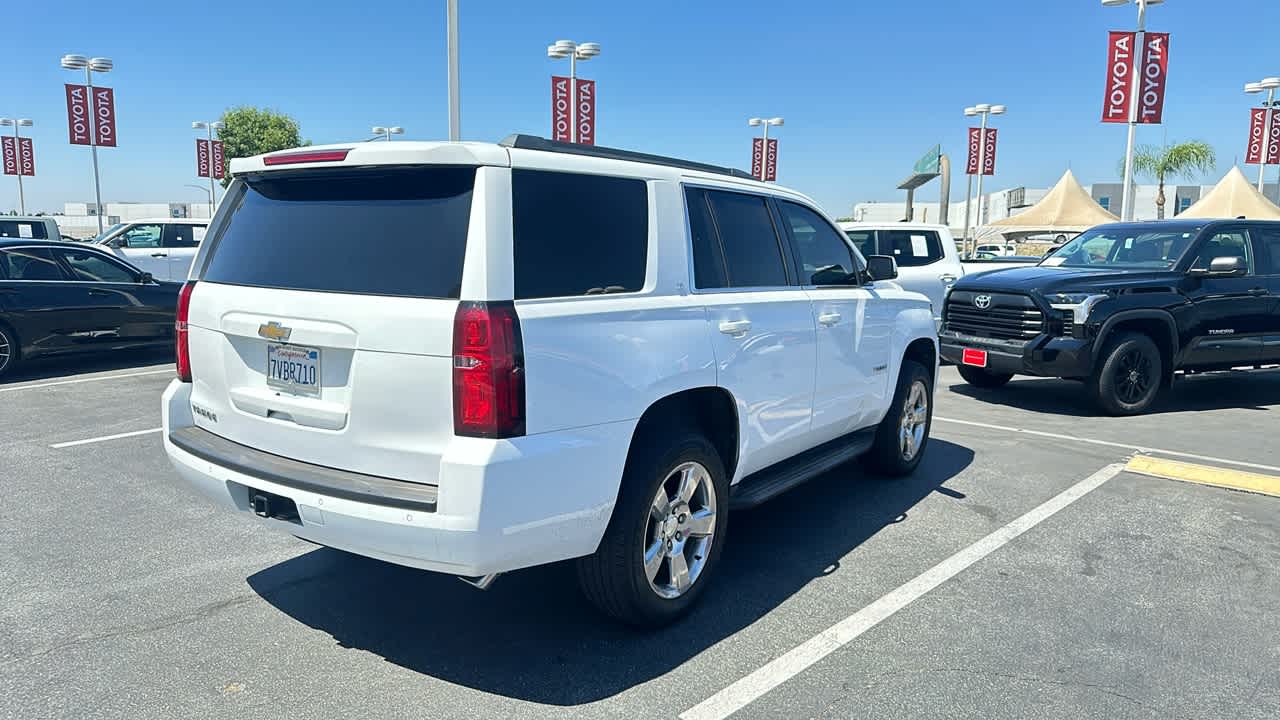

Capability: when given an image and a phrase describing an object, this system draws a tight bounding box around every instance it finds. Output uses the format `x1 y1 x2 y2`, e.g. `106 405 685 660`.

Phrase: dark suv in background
941 219 1280 415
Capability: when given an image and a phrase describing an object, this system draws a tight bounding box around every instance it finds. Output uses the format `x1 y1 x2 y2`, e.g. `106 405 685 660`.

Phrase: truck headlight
1047 293 1108 325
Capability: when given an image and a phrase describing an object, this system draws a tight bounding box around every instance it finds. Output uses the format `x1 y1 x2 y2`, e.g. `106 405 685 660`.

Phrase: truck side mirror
865 255 899 281
1190 256 1246 277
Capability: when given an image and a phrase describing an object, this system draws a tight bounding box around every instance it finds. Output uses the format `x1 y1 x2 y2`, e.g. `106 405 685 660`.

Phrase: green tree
215 107 308 186
1123 141 1216 219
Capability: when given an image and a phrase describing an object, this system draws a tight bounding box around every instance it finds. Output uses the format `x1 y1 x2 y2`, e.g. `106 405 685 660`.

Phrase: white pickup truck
162 136 939 627
838 222 964 328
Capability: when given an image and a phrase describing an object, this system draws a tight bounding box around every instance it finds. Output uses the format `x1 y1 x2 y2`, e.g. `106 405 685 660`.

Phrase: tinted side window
1252 226 1280 274
0 247 66 281
705 191 787 287
0 220 49 239
685 188 728 290
202 167 474 298
878 230 943 267
512 170 648 299
162 224 203 248
778 201 857 285
845 230 875 259
57 248 137 283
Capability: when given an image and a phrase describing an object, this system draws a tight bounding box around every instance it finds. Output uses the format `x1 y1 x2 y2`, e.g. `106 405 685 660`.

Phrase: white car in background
94 218 207 281
839 222 963 328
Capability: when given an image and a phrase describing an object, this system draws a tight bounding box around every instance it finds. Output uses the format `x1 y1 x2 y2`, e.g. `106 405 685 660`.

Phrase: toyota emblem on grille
973 294 993 310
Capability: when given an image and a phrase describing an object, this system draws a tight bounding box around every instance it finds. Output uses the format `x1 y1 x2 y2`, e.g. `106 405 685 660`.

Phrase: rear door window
686 187 728 290
511 169 648 299
162 224 202 248
200 167 475 298
0 247 66 281
705 190 788 288
878 229 943 267
0 220 48 239
1249 226 1280 274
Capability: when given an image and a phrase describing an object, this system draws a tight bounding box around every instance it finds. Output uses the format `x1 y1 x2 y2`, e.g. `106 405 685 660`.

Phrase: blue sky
4 0 1279 215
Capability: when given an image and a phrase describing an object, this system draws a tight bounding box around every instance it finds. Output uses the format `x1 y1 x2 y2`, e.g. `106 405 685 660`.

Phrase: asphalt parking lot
4 356 1279 720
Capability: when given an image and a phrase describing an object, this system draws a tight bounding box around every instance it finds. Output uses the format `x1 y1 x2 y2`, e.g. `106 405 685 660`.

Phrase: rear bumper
939 333 1094 378
161 380 631 576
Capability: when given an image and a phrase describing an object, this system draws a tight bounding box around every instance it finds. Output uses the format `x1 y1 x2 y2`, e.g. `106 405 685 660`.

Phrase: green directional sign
913 144 941 175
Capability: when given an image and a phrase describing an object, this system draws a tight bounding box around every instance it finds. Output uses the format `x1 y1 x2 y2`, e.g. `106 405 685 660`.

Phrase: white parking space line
680 463 1125 720
934 416 1280 474
0 368 172 393
50 427 162 449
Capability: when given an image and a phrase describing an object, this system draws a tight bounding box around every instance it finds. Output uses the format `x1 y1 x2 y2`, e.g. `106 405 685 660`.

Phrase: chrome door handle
817 312 841 326
940 274 958 284
1247 287 1268 296
718 319 752 336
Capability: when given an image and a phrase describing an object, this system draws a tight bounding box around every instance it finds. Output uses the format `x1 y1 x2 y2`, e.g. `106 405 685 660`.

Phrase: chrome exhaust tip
457 573 501 591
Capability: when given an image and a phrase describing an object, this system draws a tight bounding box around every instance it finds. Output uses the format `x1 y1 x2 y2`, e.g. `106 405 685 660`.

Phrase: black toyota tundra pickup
941 219 1280 415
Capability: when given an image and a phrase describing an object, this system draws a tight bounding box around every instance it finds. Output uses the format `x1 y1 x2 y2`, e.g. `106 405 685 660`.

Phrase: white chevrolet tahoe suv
162 136 938 627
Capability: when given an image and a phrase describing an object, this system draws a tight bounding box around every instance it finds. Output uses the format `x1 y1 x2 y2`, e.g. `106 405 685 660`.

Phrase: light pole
192 121 224 219
748 117 784 181
371 126 404 141
960 103 1005 257
547 40 601 143
1245 77 1280 195
447 0 460 141
60 54 113 234
0 118 32 215
184 184 212 207
1102 0 1165 221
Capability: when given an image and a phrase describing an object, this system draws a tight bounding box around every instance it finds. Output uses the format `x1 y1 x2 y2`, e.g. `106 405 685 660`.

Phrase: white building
853 180 1280 236
54 201 213 239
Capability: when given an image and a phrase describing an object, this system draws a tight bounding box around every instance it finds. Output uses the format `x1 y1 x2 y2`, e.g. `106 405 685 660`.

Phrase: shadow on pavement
247 439 974 705
948 369 1280 417
0 348 173 386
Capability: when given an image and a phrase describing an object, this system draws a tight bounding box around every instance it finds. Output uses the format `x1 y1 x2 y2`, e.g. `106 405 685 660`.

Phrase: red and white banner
17 137 34 176
764 138 778 181
1268 109 1280 165
1136 32 1169 124
211 140 226 179
1246 108 1267 165
965 127 982 174
551 75 572 143
0 137 16 176
751 137 764 180
93 86 117 147
65 84 92 145
575 79 596 146
195 138 211 177
981 128 998 176
1101 31 1137 123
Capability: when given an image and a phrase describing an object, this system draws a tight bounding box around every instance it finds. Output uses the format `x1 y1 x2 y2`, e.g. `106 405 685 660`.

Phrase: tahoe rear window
200 167 475 298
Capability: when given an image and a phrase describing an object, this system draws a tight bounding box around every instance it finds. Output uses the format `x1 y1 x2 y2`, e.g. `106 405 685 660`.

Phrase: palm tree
1124 141 1216 219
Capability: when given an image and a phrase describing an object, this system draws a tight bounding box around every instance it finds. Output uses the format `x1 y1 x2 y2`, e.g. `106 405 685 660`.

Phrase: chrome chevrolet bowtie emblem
257 321 292 342
973 294 993 310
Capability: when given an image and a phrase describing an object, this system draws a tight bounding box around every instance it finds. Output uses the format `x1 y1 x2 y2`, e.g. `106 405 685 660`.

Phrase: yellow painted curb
1125 455 1280 498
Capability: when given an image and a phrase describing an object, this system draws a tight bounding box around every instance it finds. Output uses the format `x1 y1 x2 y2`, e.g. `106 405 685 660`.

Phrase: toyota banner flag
65 84 92 145
211 140 226 179
196 139 211 177
93 87 117 147
1250 108 1280 165
764 138 778 182
965 127 982 174
1 137 16 176
551 75 572 142
576 79 596 146
18 138 34 176
981 128 997 176
1270 110 1280 165
1102 30 1169 124
751 138 764 180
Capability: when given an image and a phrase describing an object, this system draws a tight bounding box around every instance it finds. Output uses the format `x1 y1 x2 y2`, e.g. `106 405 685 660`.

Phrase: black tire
864 360 933 476
1089 332 1163 415
0 322 19 380
576 427 729 628
957 365 1014 388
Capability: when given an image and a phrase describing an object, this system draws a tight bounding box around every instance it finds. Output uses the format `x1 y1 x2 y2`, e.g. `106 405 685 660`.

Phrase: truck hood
956 265 1181 294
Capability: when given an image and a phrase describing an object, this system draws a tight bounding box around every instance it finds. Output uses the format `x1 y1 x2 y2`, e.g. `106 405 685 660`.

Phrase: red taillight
176 281 196 382
452 301 525 438
262 149 351 166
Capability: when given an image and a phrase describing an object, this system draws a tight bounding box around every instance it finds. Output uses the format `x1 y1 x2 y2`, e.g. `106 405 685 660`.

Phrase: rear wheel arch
0 318 20 376
627 387 740 482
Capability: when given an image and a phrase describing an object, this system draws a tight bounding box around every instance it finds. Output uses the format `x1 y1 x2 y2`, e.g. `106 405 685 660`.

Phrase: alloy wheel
1116 349 1153 404
644 461 718 600
899 380 929 461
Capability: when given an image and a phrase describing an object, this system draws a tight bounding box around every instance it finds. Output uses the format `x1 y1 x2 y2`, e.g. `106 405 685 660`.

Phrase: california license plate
961 348 988 368
266 344 321 397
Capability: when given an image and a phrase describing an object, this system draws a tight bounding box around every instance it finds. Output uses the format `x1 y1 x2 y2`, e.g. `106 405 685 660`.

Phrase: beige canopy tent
975 169 1118 243
1177 166 1280 219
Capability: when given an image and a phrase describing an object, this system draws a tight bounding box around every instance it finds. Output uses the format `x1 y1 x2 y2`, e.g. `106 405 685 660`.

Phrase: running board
729 428 876 510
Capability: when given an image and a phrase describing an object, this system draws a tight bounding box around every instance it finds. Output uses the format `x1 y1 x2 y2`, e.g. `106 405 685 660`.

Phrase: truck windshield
1043 226 1201 269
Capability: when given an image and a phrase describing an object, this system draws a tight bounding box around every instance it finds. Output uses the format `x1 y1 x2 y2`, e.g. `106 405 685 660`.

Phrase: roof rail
499 134 756 180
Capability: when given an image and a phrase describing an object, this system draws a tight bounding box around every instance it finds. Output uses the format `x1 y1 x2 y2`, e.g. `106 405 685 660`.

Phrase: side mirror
865 255 899 281
139 271 154 284
1190 256 1246 277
